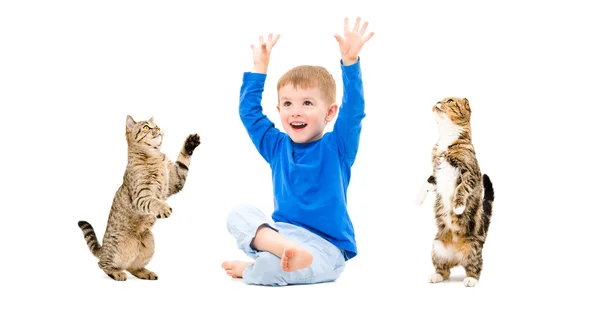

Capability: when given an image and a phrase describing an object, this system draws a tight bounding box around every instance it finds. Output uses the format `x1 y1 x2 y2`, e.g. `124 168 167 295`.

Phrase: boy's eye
446 99 454 103
283 101 291 107
303 101 313 106
143 125 150 130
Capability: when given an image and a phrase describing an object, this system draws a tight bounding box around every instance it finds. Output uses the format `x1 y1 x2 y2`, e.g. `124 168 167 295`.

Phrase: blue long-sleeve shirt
239 59 365 260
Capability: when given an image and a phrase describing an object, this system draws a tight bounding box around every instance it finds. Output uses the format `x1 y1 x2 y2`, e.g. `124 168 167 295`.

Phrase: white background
1 0 598 320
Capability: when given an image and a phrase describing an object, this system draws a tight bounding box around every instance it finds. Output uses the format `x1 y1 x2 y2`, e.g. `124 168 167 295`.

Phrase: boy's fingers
259 35 264 44
363 32 374 43
334 33 343 44
343 17 349 32
271 34 280 46
359 21 369 36
353 17 361 32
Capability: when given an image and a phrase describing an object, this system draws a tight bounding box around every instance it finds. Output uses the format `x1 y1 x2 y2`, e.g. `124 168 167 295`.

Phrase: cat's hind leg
98 259 127 281
98 236 141 281
127 231 158 280
462 241 484 287
429 240 457 283
429 261 452 284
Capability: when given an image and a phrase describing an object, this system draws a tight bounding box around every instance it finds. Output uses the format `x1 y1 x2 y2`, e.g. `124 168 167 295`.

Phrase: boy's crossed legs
222 224 313 276
222 203 346 286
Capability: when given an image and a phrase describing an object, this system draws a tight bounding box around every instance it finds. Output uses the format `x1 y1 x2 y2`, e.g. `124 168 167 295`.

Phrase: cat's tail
482 174 495 234
78 221 102 258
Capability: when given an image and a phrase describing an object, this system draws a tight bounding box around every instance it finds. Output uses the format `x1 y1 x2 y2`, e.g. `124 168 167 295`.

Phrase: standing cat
416 97 495 287
78 115 201 281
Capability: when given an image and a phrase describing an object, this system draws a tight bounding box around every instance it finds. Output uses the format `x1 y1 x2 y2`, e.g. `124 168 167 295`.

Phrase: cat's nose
436 103 442 108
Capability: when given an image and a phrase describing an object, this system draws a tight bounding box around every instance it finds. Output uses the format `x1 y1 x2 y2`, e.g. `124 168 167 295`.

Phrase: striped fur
77 115 201 281
418 97 494 287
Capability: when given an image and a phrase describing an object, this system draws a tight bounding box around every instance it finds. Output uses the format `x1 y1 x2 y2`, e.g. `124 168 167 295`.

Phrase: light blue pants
226 202 346 286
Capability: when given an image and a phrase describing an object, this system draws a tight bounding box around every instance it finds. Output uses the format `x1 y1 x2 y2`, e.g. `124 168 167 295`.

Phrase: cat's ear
126 115 136 132
462 98 471 112
149 116 154 123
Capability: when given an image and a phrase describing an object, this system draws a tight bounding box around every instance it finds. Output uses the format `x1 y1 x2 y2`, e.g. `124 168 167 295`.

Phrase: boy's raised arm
332 17 374 163
239 34 284 164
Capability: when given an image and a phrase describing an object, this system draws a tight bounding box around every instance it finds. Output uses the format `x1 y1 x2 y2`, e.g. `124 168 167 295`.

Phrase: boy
222 17 374 286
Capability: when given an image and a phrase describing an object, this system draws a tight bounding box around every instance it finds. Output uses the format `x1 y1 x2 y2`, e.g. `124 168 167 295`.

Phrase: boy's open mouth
290 122 307 129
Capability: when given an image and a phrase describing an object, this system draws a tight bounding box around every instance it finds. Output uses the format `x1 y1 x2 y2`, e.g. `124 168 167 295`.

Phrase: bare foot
281 247 313 272
221 260 252 278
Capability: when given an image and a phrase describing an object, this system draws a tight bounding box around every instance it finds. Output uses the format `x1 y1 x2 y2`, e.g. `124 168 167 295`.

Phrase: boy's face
277 85 338 143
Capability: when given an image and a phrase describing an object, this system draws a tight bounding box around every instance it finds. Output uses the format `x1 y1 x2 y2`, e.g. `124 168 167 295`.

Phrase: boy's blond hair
277 65 336 105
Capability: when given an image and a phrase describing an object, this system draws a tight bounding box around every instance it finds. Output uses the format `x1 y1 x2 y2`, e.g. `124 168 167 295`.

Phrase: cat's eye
143 125 150 130
446 99 454 103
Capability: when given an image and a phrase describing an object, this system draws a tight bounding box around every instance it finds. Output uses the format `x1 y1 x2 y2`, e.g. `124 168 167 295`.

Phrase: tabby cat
416 97 495 287
78 115 201 281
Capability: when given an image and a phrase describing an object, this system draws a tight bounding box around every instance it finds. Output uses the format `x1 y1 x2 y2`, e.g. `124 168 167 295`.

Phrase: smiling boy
222 17 374 286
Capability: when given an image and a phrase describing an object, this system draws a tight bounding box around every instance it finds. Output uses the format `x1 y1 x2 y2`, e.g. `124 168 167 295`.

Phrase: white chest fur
434 113 462 215
436 157 459 215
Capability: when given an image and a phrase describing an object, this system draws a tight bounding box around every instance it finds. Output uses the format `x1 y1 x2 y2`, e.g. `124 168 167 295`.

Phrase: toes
185 134 201 155
463 277 478 287
109 272 127 281
428 273 444 283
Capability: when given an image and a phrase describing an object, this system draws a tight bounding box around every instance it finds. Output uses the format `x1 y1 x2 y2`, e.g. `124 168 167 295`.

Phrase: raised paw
416 184 429 206
184 134 201 155
428 273 444 284
416 181 436 206
108 271 127 281
156 203 172 219
454 205 465 215
463 277 478 287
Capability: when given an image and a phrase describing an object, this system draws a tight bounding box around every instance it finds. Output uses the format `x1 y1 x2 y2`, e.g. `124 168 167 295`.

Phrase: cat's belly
432 239 466 265
162 162 170 198
435 159 460 213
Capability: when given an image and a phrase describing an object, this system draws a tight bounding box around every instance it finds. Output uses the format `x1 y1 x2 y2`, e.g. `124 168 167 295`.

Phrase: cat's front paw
416 188 428 206
416 182 435 206
454 205 465 215
156 203 172 219
184 134 201 155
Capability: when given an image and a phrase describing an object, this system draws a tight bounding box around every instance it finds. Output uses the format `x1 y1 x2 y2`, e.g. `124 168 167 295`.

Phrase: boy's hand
334 17 374 66
251 33 280 74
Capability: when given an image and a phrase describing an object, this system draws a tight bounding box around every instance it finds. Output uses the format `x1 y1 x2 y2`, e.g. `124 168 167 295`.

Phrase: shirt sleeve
332 58 366 164
239 72 284 164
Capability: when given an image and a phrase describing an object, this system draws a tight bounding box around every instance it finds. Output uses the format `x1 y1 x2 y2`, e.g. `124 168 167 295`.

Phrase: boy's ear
276 104 280 113
325 103 339 122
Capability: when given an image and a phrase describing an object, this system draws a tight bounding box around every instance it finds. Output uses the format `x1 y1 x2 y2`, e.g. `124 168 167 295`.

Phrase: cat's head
432 97 471 127
125 115 163 150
